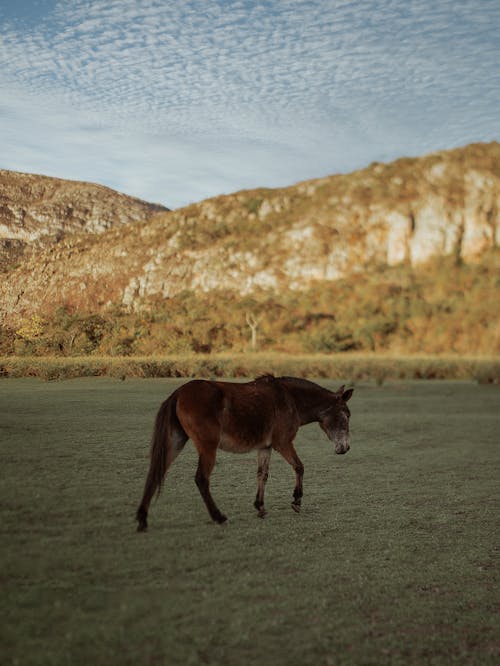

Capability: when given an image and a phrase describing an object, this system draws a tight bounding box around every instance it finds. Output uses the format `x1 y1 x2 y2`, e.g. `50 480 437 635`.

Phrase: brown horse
136 375 353 530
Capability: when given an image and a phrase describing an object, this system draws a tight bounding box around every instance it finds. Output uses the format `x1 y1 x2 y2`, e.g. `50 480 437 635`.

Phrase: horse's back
174 377 299 452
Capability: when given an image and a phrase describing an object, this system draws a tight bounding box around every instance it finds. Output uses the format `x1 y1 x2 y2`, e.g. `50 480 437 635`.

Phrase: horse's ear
342 388 354 402
336 384 345 395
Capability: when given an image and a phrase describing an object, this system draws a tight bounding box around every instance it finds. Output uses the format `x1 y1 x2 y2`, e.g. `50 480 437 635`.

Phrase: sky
0 0 499 209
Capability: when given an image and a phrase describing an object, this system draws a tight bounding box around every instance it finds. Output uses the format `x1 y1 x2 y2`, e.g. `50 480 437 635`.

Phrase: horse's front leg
277 443 304 513
254 447 271 518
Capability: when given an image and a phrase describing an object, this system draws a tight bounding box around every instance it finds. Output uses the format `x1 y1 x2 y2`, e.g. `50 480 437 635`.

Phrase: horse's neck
278 378 330 425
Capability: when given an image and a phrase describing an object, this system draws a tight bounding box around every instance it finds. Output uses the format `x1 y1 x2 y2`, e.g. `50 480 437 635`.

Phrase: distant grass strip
0 354 498 382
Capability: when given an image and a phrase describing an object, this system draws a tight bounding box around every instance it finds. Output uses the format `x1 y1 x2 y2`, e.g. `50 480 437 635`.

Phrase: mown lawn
1 378 498 665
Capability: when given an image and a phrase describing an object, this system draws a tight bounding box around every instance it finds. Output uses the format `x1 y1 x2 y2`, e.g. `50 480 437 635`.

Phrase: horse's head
319 385 354 454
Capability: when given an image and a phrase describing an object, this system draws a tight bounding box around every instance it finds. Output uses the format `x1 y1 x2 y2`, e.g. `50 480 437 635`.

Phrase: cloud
0 0 499 206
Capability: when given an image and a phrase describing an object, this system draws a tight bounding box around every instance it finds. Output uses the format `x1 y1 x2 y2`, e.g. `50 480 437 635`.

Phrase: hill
0 142 498 356
0 169 168 270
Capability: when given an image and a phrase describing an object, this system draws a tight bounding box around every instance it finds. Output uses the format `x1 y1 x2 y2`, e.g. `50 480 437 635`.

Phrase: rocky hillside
0 169 167 269
0 142 498 325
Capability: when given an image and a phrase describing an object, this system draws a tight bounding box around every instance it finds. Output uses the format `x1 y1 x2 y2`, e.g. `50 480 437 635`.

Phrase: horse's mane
254 374 331 394
254 373 276 382
277 376 329 392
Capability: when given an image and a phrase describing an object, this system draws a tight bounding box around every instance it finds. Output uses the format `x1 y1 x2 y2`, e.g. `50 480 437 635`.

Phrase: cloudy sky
1 0 499 208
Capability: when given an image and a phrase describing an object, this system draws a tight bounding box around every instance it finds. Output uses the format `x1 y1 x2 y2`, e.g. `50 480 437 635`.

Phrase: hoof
291 503 301 514
257 508 267 519
215 513 228 524
137 522 148 532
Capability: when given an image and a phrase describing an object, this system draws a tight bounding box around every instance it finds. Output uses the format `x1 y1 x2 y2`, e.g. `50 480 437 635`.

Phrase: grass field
1 378 498 665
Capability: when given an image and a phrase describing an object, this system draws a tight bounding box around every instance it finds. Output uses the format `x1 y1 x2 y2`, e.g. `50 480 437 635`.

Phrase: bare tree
245 312 260 351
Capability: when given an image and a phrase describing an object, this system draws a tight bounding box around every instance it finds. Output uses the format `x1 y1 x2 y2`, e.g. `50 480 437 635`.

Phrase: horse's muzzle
324 426 350 454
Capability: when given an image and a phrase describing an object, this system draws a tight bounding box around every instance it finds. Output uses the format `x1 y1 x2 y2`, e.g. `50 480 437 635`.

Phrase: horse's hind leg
276 443 304 513
254 447 271 518
194 448 227 524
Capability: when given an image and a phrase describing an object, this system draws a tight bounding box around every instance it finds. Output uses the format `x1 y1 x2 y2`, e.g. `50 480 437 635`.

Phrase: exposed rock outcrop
0 142 498 324
0 169 168 270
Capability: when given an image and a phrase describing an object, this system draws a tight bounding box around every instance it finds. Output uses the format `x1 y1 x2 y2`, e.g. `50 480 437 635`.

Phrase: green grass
1 378 498 665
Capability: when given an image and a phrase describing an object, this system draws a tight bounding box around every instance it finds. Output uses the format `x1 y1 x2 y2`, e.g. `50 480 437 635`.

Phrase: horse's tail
136 392 186 531
150 395 177 498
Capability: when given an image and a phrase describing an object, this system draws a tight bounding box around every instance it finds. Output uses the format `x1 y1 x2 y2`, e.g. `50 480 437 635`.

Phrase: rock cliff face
0 142 498 325
0 170 167 269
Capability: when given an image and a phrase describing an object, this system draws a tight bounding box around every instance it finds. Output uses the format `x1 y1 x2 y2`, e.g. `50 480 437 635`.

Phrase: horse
136 375 353 530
